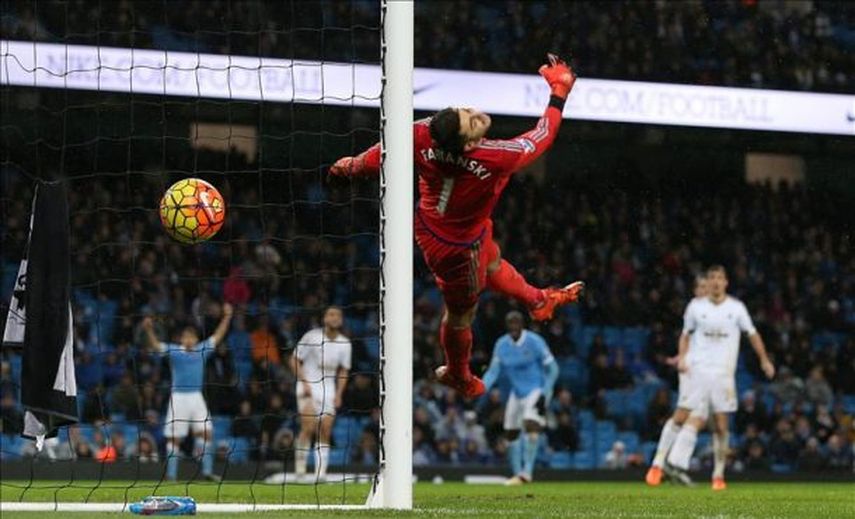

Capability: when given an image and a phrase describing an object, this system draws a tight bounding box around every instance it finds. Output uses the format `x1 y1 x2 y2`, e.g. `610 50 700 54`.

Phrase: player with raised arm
645 274 707 486
664 266 775 490
482 311 559 485
141 302 233 482
290 306 351 482
330 54 583 399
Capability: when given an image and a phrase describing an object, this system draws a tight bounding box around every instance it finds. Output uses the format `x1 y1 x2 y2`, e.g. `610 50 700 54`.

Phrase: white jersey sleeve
340 338 352 371
736 301 757 335
682 300 698 335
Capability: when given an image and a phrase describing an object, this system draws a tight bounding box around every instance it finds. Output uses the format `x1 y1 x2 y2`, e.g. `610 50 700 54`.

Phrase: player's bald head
505 310 524 324
505 310 525 338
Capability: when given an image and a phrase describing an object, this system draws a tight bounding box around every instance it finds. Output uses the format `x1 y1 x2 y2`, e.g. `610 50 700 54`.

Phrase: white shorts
685 371 737 420
503 389 545 431
676 372 695 410
297 382 337 417
163 391 211 438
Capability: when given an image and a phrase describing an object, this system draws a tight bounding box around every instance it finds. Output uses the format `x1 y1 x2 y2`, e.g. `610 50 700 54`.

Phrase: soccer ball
159 178 226 244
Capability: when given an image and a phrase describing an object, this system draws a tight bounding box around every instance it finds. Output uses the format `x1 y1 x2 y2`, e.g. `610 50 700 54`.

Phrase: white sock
666 424 698 470
713 431 729 479
295 439 309 476
315 443 330 480
652 418 681 468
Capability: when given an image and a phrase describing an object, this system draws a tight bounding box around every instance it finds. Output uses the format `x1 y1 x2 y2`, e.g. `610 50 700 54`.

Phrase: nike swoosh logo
414 83 438 96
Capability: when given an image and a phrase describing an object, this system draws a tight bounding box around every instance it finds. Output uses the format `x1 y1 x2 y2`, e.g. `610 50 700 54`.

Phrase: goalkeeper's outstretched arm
329 53 576 179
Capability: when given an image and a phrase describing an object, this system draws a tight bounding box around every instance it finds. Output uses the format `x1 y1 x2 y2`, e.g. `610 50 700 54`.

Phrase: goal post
367 0 414 510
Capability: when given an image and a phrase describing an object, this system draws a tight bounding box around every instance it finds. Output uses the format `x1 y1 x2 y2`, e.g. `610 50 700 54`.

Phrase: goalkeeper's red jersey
353 103 563 244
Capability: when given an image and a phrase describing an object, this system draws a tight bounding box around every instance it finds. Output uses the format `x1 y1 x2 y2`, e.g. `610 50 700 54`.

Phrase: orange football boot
645 466 663 486
435 366 485 398
711 477 727 491
530 281 585 321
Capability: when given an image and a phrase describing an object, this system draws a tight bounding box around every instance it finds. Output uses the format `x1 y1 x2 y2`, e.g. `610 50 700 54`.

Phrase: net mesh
1 0 382 507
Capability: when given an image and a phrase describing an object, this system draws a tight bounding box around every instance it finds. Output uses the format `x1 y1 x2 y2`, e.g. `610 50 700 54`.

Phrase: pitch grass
1 481 854 518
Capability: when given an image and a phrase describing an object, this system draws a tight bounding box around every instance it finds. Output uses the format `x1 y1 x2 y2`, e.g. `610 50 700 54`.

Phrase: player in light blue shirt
142 302 233 482
482 311 559 485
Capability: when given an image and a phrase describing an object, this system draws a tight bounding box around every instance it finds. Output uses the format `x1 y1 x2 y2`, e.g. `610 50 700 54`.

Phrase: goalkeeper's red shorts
415 214 499 314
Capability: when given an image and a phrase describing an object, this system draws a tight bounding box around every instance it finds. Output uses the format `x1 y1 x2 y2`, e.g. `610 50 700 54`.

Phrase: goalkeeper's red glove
329 155 365 178
538 53 576 99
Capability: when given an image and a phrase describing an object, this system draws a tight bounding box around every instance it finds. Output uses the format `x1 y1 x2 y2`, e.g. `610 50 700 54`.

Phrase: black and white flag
2 181 78 449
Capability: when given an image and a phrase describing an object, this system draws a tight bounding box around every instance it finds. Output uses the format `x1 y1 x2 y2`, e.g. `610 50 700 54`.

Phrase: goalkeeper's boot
663 463 695 487
645 465 663 486
529 281 585 321
435 366 485 399
711 477 727 491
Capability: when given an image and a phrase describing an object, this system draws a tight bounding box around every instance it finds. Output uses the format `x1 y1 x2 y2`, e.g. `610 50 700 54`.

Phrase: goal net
0 0 412 511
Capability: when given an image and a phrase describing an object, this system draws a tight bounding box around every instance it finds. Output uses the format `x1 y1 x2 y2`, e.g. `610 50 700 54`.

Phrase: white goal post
366 0 414 510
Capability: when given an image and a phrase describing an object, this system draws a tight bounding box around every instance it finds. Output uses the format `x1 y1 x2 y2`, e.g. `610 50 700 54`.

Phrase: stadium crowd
2 154 854 473
2 0 854 93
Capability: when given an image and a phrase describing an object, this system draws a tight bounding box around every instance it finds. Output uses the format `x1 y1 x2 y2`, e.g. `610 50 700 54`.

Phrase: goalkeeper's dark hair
429 108 465 154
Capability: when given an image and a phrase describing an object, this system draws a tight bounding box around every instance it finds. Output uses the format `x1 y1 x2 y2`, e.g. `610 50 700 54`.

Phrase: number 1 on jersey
437 177 455 215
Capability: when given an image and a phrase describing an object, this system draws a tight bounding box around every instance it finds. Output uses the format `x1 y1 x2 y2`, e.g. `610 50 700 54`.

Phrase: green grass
1 481 853 518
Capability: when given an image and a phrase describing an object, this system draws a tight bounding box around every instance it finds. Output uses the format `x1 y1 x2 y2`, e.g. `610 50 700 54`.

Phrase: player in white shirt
665 265 775 490
645 274 707 486
290 306 351 482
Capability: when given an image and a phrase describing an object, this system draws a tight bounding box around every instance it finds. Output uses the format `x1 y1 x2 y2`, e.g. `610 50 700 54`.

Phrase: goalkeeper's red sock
487 260 544 308
440 321 473 378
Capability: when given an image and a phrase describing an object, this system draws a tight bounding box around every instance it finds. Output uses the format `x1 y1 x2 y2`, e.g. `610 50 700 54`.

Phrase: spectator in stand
460 410 489 456
549 412 579 452
344 374 379 413
435 436 460 465
645 387 672 441
75 439 94 460
814 405 837 442
588 353 611 393
741 440 770 471
135 432 160 463
768 367 805 405
250 315 281 367
604 440 628 469
223 267 251 306
768 419 800 467
93 430 125 463
205 340 240 415
797 437 825 471
259 393 287 461
825 434 853 470
413 425 436 466
231 400 260 444
111 373 141 420
735 390 770 435
0 393 23 436
805 366 834 407
352 430 378 465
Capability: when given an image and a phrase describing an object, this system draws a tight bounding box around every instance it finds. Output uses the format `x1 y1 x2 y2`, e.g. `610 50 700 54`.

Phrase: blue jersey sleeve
482 338 505 391
197 337 216 360
533 333 555 366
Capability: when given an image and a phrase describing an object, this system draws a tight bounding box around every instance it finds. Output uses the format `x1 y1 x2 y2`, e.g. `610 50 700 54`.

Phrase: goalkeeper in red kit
330 54 583 398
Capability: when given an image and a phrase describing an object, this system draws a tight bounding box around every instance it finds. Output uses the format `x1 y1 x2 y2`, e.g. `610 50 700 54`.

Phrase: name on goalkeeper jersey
421 148 492 179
